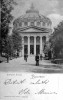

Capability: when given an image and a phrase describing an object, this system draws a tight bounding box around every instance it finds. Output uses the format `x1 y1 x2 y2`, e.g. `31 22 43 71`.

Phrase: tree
43 41 52 59
0 0 17 56
4 36 14 57
49 21 63 58
12 32 22 57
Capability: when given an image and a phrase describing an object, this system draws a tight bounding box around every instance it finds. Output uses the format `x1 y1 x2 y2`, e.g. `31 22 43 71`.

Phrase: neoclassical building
13 4 52 56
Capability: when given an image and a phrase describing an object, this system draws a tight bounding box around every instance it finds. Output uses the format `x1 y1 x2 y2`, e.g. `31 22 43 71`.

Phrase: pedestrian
24 54 27 62
35 54 39 66
48 50 51 60
7 53 9 63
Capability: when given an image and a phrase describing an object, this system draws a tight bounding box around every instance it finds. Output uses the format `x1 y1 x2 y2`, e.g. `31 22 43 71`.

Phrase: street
0 56 63 73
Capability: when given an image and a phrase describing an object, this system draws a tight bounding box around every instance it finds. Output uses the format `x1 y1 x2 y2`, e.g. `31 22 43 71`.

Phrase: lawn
0 56 7 63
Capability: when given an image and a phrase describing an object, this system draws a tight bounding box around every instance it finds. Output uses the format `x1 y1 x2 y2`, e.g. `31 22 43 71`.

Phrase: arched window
24 36 28 44
36 36 40 44
19 22 22 27
30 36 34 44
47 22 50 26
37 22 40 26
42 36 46 43
24 22 28 26
43 22 45 26
30 22 34 26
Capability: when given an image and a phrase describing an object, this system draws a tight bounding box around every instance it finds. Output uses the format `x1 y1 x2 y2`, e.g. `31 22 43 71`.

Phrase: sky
11 0 63 28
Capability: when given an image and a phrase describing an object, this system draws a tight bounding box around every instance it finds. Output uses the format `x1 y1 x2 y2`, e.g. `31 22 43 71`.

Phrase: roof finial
26 3 39 13
30 3 34 10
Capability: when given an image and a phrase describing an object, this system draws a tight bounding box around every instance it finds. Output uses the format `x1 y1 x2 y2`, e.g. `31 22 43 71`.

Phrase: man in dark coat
7 53 9 63
48 50 51 60
35 54 39 66
24 54 28 62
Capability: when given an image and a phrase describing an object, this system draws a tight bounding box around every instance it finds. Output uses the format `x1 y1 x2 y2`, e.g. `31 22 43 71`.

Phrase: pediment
19 26 47 33
14 26 49 33
21 28 42 32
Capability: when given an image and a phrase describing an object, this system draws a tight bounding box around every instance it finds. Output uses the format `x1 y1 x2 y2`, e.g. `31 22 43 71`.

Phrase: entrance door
30 45 34 54
24 45 28 55
36 45 40 55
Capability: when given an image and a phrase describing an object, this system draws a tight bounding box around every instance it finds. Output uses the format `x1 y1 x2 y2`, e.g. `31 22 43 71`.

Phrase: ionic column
22 36 24 56
34 36 36 55
40 36 43 54
28 36 30 56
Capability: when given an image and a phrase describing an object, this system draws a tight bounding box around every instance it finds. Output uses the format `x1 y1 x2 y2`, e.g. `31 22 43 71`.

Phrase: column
46 35 49 42
40 36 43 54
28 36 30 56
22 36 24 56
34 36 36 55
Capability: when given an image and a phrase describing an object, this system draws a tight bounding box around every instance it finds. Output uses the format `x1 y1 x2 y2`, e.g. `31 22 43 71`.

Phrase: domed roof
14 3 52 25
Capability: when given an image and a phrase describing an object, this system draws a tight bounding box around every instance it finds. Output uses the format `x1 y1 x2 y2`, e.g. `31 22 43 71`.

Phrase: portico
21 31 47 56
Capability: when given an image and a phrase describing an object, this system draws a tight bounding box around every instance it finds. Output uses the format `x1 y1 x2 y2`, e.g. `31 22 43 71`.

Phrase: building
13 4 52 56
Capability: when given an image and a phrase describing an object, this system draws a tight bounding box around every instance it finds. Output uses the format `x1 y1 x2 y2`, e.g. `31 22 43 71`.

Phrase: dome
19 3 42 21
13 3 52 25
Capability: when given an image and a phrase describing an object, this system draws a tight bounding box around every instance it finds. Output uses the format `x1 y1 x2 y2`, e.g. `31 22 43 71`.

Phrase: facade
13 4 52 56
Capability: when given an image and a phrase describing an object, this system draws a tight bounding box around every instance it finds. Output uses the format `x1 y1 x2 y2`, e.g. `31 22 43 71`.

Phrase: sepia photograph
0 0 63 100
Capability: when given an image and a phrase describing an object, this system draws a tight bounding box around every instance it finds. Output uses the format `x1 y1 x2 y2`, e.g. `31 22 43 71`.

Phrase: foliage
1 0 17 38
2 33 22 57
43 42 51 54
49 21 63 58
1 0 13 38
12 32 22 53
2 36 14 56
0 0 17 55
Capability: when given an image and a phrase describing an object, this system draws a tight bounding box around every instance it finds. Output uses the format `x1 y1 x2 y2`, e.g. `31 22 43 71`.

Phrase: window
30 22 34 26
30 36 34 44
42 36 46 43
30 45 34 54
37 22 40 26
24 22 28 26
43 22 45 26
24 36 28 44
19 22 22 27
47 22 50 26
36 36 40 44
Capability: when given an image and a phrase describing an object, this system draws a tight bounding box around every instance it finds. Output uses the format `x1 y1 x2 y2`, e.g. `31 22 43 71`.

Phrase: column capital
34 36 36 38
28 36 30 38
22 36 24 38
40 36 42 38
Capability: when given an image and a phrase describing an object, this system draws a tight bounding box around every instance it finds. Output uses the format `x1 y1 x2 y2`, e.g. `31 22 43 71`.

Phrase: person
35 54 39 66
24 54 28 62
7 53 9 63
26 54 28 62
48 50 51 60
